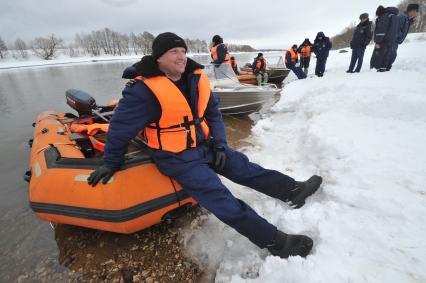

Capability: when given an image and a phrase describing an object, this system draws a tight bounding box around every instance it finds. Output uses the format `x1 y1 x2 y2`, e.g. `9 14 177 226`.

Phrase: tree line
331 0 426 49
0 28 256 61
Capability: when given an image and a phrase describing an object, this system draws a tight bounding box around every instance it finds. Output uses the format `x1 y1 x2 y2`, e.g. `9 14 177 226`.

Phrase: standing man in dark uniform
346 13 372 73
312 32 332 77
370 6 399 72
88 32 323 259
387 3 419 71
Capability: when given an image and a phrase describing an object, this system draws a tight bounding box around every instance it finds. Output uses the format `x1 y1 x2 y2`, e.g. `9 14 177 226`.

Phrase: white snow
183 33 426 282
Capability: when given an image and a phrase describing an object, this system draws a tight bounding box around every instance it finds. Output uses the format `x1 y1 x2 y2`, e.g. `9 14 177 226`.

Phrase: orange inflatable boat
25 89 196 234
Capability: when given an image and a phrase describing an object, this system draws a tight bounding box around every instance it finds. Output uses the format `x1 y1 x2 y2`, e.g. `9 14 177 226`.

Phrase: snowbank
183 36 426 282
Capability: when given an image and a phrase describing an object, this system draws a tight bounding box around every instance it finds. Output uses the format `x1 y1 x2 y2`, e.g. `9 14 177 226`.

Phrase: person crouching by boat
252 53 268 85
210 35 230 66
230 56 240 75
297 38 313 75
285 45 307 79
88 32 323 260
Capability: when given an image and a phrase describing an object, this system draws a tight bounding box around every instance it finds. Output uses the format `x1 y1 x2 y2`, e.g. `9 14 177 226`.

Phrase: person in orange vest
210 35 230 66
297 38 313 75
285 45 307 79
230 56 239 75
88 32 323 259
252 53 268 85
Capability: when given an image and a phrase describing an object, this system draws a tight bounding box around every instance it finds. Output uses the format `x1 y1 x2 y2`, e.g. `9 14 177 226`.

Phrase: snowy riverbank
183 33 426 282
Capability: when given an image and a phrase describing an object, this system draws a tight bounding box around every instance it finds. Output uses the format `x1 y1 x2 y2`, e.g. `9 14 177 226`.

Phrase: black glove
214 147 226 172
87 165 116 187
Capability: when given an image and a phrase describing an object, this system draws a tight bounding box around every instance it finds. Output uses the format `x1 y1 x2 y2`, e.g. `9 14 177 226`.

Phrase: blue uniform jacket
312 32 332 59
396 13 414 44
104 56 227 170
350 21 373 49
374 7 399 46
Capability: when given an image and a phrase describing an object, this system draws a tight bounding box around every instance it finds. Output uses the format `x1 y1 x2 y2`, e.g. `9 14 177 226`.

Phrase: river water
0 52 281 281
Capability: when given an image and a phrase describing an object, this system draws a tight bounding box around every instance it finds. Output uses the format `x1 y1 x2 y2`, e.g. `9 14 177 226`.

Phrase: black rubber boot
289 175 322 209
267 230 313 258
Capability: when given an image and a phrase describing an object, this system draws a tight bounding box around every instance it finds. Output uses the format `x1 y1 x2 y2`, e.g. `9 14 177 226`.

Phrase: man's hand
375 43 380 49
214 147 226 172
87 165 116 187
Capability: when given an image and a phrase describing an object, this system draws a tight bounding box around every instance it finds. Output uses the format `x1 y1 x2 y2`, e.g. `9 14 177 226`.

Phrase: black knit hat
359 13 369 20
407 3 419 12
212 35 223 45
376 5 385 16
257 52 263 57
152 32 188 60
292 44 298 49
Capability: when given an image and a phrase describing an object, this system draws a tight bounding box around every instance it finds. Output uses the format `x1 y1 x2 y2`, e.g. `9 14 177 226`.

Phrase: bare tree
31 34 63 60
142 31 154 54
330 22 356 49
0 36 8 59
14 38 28 59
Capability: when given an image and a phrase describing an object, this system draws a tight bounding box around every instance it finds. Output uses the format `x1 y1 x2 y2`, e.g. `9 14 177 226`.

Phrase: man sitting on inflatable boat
88 32 323 259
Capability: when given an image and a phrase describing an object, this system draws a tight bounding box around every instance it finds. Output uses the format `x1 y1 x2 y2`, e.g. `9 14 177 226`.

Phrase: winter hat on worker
407 3 419 12
359 13 369 20
152 32 188 61
212 35 223 45
257 52 264 57
376 5 386 16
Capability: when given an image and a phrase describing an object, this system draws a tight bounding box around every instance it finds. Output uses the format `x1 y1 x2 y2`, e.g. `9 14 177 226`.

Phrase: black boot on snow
267 230 313 258
288 175 323 209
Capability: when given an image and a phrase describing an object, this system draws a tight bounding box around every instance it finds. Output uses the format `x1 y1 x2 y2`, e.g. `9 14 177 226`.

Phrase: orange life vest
210 44 230 64
71 123 109 152
285 49 298 64
255 58 267 71
299 45 311 58
135 70 211 153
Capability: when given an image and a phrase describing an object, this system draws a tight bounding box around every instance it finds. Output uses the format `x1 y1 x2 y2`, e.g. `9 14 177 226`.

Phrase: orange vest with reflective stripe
285 49 298 64
210 44 230 64
300 45 311 58
136 70 211 153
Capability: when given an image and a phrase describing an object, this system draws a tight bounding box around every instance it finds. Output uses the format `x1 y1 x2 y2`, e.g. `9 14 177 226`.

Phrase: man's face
157 47 187 76
408 10 417 20
360 18 368 23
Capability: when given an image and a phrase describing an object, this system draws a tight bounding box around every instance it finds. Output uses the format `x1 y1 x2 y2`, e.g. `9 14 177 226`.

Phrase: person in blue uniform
285 44 307 79
386 3 419 71
88 32 323 259
346 13 373 73
312 32 332 77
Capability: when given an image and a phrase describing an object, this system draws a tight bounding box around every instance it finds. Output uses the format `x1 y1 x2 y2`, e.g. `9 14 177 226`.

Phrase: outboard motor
66 89 97 117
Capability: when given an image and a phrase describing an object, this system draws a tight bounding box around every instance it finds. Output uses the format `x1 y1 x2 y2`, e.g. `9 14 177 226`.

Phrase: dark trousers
315 56 328 77
150 145 296 248
287 64 307 79
387 44 399 70
348 48 366 72
300 57 311 74
370 45 390 70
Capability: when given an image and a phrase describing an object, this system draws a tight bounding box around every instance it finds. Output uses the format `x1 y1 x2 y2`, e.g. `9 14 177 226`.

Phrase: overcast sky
0 0 401 49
